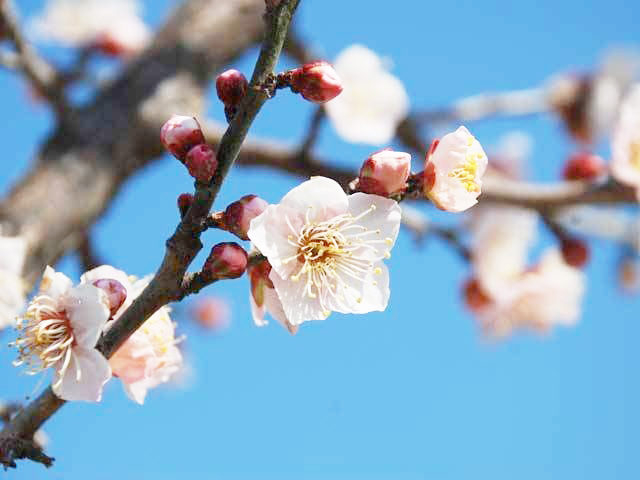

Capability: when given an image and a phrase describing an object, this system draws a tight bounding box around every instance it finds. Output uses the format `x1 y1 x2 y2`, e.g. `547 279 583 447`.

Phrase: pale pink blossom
611 84 640 200
12 266 112 402
247 176 401 326
0 233 27 330
325 45 409 145
358 149 411 197
30 0 150 56
424 126 488 212
476 249 585 338
108 276 182 405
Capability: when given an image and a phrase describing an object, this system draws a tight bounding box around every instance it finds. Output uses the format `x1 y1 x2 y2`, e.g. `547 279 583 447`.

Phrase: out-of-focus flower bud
290 61 343 104
216 69 248 108
185 144 217 183
560 237 590 268
358 149 411 197
204 243 248 279
462 277 492 312
562 151 605 181
192 297 231 331
160 115 205 161
223 195 269 240
177 193 194 218
92 278 127 317
618 256 640 294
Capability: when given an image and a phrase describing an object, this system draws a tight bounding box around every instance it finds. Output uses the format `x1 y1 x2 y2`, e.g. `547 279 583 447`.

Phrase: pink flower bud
204 242 248 279
562 151 605 181
223 195 269 240
358 149 411 197
192 297 231 331
560 237 589 268
160 115 205 161
185 144 217 183
216 69 248 108
462 277 492 312
92 278 127 317
290 61 343 104
177 193 194 218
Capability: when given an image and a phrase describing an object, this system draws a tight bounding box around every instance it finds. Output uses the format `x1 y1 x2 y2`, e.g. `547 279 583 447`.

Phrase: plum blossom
30 0 150 56
475 249 585 338
0 233 27 330
247 176 401 327
325 45 409 145
358 149 411 197
12 266 112 402
424 126 488 212
81 266 183 404
611 84 640 200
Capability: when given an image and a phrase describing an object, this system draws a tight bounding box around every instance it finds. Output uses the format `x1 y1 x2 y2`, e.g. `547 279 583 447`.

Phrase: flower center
283 205 392 315
449 151 483 192
12 294 75 383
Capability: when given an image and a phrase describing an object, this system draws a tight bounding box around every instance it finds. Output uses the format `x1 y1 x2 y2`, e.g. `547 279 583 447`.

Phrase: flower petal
53 347 111 402
324 261 390 314
270 269 327 325
64 284 110 348
346 192 401 260
39 265 72 299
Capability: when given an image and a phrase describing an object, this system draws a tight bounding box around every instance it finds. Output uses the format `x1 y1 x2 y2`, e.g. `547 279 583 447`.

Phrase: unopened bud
462 278 492 312
216 69 248 108
185 144 217 183
562 151 605 181
248 259 274 308
204 242 248 279
560 237 589 268
160 115 205 161
358 149 411 197
618 257 640 294
223 195 269 240
177 193 194 218
290 61 343 104
93 278 127 317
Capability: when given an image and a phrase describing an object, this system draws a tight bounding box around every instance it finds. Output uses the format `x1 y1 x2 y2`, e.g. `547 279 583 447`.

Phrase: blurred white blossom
0 233 27 330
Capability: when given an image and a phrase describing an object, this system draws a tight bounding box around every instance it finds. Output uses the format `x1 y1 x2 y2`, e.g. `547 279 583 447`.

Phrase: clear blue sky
1 1 639 479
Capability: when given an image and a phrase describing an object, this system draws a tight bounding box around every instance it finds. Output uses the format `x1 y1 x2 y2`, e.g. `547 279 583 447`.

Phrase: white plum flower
611 84 640 200
247 177 402 327
424 126 488 212
12 266 112 402
477 249 585 338
30 0 150 56
325 44 409 145
469 206 538 296
0 233 27 330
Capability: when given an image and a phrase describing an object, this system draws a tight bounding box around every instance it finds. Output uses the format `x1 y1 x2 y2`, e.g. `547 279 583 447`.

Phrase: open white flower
424 126 488 212
13 266 112 402
248 177 402 326
30 0 150 55
325 44 409 145
0 233 27 330
611 84 640 200
477 249 585 338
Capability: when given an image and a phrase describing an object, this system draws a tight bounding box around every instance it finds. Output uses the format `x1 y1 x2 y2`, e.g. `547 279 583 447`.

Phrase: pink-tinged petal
39 265 72 299
110 333 154 383
64 284 110 348
269 269 327 326
123 379 149 405
53 347 111 402
250 292 268 327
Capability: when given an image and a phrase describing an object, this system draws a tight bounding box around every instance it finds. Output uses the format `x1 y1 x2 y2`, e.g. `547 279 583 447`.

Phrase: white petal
123 379 149 405
269 269 327 325
279 177 349 223
0 235 27 274
53 347 111 402
325 261 390 314
346 193 402 259
64 284 110 348
39 266 72 299
249 292 268 327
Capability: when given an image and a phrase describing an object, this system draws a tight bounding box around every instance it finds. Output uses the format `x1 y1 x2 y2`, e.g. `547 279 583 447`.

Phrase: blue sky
1 1 639 479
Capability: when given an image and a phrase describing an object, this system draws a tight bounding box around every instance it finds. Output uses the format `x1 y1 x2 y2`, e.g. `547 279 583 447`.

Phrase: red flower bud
93 278 127 317
358 149 411 197
177 193 194 218
462 278 492 312
185 144 217 183
216 69 248 108
290 61 343 104
560 237 589 268
204 242 248 279
223 195 269 240
160 115 205 161
562 151 605 181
